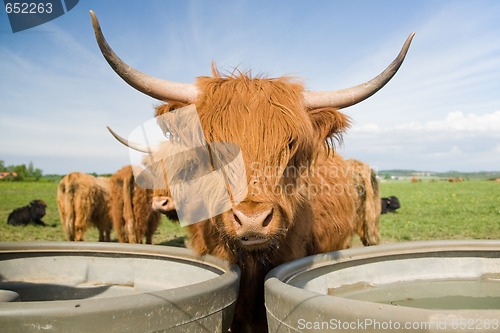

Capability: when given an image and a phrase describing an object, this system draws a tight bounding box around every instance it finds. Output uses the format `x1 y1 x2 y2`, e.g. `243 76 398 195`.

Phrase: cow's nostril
233 211 242 225
262 210 273 228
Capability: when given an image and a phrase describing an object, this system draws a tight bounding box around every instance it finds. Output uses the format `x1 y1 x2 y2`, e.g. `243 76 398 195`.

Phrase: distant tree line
379 169 500 180
0 160 43 181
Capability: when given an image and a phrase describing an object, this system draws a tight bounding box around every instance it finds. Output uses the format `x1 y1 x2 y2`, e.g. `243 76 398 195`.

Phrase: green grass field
379 180 500 242
0 179 499 245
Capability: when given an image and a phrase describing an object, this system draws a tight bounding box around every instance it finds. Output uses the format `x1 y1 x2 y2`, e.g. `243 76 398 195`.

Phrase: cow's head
91 11 413 251
29 199 47 219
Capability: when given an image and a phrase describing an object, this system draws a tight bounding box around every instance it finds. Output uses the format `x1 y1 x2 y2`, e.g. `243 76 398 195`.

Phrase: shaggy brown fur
153 70 359 332
109 165 161 244
347 159 381 246
57 172 112 241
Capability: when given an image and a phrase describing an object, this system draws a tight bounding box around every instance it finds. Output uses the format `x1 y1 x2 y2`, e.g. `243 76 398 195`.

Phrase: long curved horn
90 10 199 103
107 126 153 153
303 33 415 110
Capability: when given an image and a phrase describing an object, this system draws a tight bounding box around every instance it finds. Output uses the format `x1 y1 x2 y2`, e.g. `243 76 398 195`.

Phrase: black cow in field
7 200 47 226
381 196 400 214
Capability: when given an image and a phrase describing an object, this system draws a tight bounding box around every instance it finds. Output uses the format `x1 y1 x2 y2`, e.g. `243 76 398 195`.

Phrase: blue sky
1 0 499 174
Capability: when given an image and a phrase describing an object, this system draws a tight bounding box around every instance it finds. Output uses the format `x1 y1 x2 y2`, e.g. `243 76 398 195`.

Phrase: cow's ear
308 107 351 143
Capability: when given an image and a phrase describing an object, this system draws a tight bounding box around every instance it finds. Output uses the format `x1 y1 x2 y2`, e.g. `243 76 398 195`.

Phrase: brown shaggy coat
109 165 161 244
57 172 112 241
347 159 381 246
153 71 359 332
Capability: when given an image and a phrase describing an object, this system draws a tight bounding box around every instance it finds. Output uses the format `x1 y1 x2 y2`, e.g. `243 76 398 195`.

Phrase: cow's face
146 150 195 222
387 196 401 210
152 189 176 215
154 74 350 251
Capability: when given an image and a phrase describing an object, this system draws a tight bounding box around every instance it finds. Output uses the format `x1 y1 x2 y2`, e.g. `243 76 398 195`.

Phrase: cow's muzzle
152 196 176 214
230 206 273 248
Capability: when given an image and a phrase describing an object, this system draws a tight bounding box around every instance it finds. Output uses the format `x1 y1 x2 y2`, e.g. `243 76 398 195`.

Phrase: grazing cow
381 196 401 214
347 159 381 246
57 172 112 241
7 200 47 226
91 11 413 332
109 165 161 244
449 176 464 183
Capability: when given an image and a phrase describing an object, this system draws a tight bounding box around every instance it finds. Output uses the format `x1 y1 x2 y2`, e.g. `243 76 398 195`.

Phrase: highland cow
91 10 413 332
449 177 464 183
57 172 112 241
7 200 47 226
347 159 381 246
109 165 161 244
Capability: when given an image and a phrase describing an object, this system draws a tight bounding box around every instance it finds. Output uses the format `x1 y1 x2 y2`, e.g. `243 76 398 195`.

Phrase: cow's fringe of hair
195 70 315 171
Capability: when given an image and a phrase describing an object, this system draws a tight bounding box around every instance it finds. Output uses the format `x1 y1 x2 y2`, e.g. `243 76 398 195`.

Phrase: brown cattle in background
449 177 464 182
109 165 161 244
92 11 413 332
57 172 112 241
347 159 381 246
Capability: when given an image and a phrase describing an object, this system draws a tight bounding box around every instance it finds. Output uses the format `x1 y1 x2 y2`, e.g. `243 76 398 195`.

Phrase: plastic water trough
0 242 240 333
265 240 500 333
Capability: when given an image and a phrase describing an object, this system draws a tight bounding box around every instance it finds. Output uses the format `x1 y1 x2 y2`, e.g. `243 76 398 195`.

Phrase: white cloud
343 110 500 172
352 111 500 133
430 145 462 158
400 111 500 132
